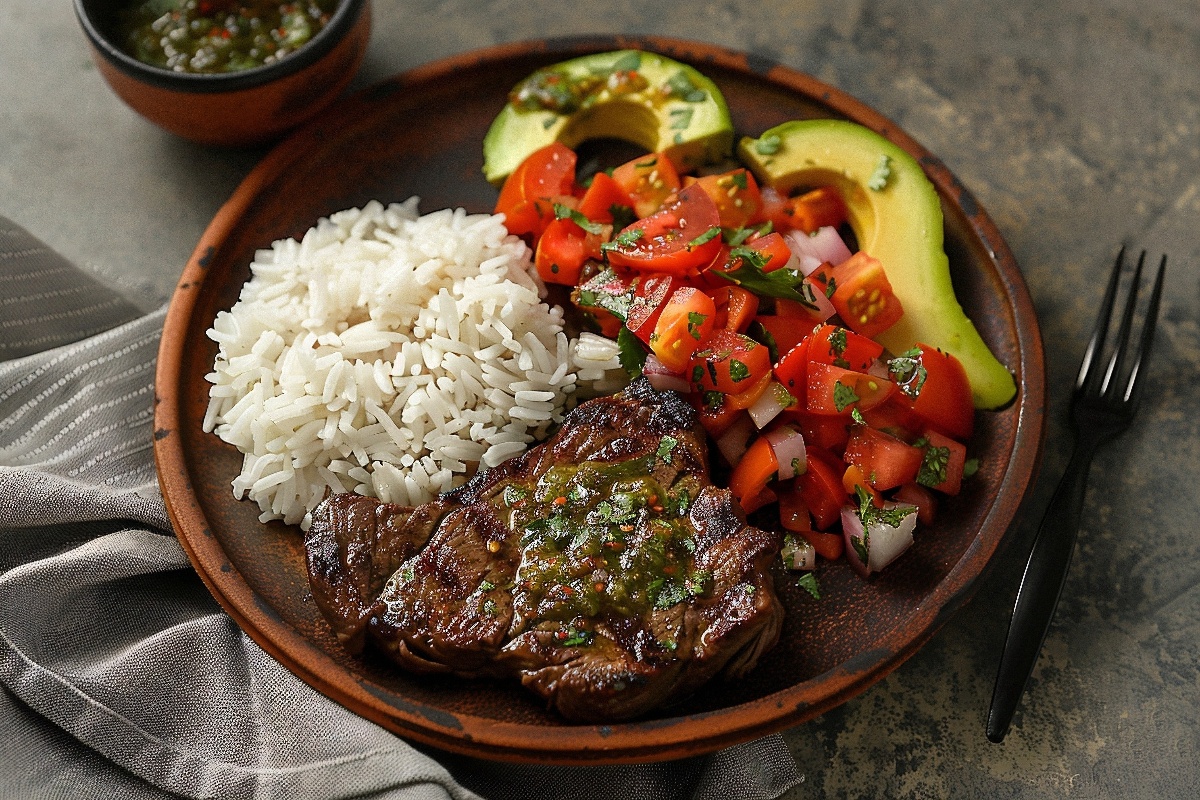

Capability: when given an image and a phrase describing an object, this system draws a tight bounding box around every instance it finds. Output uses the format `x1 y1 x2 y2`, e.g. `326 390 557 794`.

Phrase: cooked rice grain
203 199 625 527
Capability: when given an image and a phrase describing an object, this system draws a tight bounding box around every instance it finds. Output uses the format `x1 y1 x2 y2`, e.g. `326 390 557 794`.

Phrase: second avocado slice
482 50 734 187
739 119 1017 410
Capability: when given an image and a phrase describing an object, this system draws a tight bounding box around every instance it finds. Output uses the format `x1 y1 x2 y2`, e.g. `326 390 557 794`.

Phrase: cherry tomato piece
843 425 925 490
729 435 779 512
891 344 976 441
827 251 904 339
649 286 716 372
689 168 763 229
494 142 577 239
690 329 773 395
610 152 682 218
605 184 724 277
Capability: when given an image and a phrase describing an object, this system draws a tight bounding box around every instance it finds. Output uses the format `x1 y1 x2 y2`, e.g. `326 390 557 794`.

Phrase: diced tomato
695 398 744 438
743 232 793 272
777 488 814 533
708 286 759 333
728 435 778 512
806 324 885 372
689 329 772 395
772 333 813 401
798 528 845 561
494 142 577 238
723 370 772 411
894 482 938 525
825 251 904 339
891 344 976 441
915 429 968 496
689 169 763 230
625 274 681 346
759 185 848 234
806 362 891 416
841 463 883 505
610 152 682 218
784 186 848 234
604 184 724 277
858 390 922 440
843 425 924 491
751 315 810 364
534 217 608 286
649 286 716 372
795 445 847 530
577 171 635 223
785 408 851 453
779 482 845 558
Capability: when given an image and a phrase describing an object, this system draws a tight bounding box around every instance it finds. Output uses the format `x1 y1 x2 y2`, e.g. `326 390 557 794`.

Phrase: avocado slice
738 120 1017 409
483 50 734 187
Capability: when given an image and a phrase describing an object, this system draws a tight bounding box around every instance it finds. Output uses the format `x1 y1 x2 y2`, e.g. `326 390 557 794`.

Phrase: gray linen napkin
0 216 801 800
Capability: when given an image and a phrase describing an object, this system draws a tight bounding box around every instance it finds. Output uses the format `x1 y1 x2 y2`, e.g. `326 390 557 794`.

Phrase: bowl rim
73 0 369 93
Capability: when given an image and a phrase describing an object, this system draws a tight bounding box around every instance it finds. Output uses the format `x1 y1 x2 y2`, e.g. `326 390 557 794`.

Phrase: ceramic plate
154 36 1044 764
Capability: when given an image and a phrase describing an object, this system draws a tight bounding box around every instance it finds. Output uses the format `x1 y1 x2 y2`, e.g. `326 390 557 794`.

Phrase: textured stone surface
2 1 1197 797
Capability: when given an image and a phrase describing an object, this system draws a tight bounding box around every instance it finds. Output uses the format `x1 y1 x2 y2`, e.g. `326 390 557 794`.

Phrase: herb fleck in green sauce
497 457 703 634
114 0 338 74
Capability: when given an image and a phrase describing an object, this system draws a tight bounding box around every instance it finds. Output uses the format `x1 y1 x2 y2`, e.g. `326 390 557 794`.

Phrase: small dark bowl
74 0 372 147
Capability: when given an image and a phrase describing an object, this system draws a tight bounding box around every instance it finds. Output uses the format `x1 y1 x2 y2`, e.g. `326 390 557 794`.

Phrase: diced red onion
781 536 817 570
748 381 795 429
765 424 807 480
802 276 837 321
785 226 852 267
716 413 756 465
840 503 918 577
643 353 691 393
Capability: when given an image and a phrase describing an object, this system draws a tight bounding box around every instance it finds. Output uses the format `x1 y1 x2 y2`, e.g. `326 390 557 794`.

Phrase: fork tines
1076 248 1167 404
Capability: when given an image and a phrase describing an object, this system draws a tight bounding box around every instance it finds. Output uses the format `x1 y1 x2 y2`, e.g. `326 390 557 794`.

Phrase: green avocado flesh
482 50 735 186
738 120 1017 410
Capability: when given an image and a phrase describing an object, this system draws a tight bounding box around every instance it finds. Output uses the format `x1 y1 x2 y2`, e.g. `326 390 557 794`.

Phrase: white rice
203 198 626 528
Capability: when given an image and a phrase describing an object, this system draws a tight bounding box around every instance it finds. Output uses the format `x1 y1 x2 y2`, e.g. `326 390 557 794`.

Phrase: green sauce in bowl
116 0 339 74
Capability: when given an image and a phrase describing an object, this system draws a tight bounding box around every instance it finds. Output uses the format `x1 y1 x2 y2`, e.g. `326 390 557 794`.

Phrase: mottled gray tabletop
3 1 1198 798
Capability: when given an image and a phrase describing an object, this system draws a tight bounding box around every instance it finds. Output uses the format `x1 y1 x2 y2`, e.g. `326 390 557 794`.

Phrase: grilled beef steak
304 378 784 721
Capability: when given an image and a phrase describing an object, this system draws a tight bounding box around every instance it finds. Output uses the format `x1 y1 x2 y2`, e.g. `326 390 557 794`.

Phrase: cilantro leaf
553 202 604 234
617 326 648 378
715 255 819 307
867 154 892 191
796 572 821 600
754 132 782 155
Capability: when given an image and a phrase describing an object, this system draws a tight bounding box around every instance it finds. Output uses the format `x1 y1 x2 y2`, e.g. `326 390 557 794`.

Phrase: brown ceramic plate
154 36 1045 764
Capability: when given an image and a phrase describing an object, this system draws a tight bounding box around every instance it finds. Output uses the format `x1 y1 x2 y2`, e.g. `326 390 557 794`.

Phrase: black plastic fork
986 248 1167 743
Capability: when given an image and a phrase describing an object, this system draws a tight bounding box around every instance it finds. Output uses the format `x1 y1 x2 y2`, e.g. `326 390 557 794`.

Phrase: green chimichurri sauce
497 456 705 636
114 0 339 74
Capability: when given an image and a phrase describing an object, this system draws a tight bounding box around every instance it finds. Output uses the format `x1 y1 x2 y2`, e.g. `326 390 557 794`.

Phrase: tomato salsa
495 136 980 583
114 0 339 74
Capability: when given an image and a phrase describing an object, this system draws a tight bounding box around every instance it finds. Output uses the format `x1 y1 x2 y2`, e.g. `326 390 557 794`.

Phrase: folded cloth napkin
0 216 801 800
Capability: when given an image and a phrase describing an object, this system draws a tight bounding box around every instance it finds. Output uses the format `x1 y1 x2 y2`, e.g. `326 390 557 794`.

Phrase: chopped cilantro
754 132 782 155
656 435 679 464
687 311 708 339
669 107 694 130
664 70 707 102
561 625 594 647
609 51 642 73
716 255 818 307
833 380 860 412
478 580 496 592
553 202 605 234
728 358 751 382
828 327 847 357
889 348 928 399
963 458 981 478
917 440 951 488
690 225 723 248
600 227 644 253
617 326 648 378
796 572 821 600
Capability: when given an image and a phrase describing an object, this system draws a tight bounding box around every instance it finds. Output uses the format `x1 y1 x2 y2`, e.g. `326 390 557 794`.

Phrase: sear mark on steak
304 377 784 722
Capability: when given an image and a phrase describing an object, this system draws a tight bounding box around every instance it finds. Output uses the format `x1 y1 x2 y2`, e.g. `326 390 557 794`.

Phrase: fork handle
985 435 1100 742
